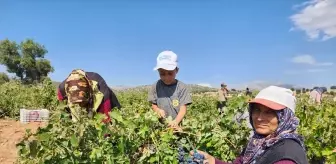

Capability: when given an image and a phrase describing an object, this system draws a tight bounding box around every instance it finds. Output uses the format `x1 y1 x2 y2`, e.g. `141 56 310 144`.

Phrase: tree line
0 38 54 84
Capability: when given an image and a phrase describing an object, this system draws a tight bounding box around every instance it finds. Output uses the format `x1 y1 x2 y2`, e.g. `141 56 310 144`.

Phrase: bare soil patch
0 119 45 164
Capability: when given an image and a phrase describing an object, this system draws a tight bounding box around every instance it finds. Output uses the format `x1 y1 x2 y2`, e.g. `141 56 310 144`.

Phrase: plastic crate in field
20 109 50 123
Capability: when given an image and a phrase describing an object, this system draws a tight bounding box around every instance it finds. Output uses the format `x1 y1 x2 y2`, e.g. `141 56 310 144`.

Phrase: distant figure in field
245 87 252 97
217 83 229 115
309 87 327 104
57 69 121 122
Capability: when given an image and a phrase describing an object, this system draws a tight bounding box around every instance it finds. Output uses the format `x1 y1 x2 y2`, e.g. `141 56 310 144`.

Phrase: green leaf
79 124 85 137
110 110 123 122
62 141 68 147
70 134 79 147
206 142 212 147
322 149 333 156
29 140 38 157
37 133 51 141
149 157 157 163
73 150 81 157
25 129 32 135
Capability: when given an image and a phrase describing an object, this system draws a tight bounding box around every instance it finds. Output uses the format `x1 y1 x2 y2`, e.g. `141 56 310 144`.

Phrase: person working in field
217 83 229 115
245 87 252 97
57 69 121 122
148 50 192 129
309 87 327 104
191 86 308 164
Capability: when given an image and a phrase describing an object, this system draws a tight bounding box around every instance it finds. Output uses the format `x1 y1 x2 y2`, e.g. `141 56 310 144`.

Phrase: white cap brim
249 85 296 112
153 63 177 71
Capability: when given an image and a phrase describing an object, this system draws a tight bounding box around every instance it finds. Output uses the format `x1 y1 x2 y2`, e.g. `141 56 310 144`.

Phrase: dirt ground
0 119 45 164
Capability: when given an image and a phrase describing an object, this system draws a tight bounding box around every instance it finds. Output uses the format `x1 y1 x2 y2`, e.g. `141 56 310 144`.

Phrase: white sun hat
249 85 296 112
153 50 178 71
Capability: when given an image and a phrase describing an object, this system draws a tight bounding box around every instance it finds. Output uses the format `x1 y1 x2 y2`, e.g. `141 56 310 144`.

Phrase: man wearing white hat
148 50 192 129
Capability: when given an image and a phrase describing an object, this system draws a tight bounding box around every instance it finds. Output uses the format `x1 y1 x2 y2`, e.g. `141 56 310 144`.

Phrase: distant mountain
278 84 301 89
230 81 303 91
52 80 305 93
52 81 61 87
187 84 217 93
111 85 135 91
110 84 217 93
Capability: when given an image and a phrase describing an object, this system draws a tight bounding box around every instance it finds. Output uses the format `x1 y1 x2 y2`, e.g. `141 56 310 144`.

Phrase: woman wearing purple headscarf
191 86 308 164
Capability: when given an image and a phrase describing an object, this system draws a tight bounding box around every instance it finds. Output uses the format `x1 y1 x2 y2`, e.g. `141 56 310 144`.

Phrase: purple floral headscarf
242 107 305 164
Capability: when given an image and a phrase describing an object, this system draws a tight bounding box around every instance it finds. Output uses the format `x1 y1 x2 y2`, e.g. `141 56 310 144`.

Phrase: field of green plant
0 79 335 163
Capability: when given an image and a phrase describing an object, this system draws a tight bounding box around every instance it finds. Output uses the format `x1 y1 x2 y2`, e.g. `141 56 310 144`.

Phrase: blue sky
1 0 335 89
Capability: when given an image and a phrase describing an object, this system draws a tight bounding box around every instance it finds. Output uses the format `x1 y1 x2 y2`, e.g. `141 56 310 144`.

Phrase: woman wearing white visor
191 86 308 164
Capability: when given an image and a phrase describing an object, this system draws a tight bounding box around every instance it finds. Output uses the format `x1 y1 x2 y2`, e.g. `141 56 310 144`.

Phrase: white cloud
290 0 336 40
291 55 333 66
197 83 212 88
284 68 328 75
291 55 315 64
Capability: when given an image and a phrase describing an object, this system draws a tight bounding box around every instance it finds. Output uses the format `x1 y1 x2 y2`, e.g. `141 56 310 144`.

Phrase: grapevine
0 81 335 163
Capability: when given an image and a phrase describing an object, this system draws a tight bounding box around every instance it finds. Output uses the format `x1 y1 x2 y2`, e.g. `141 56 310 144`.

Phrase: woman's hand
190 150 216 164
